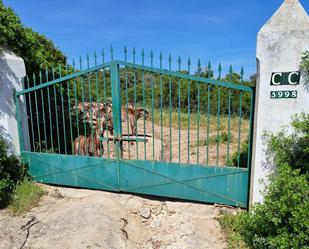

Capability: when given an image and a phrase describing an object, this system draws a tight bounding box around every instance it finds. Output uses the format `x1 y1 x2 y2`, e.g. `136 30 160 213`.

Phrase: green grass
151 109 249 132
191 132 234 148
218 212 248 249
9 180 44 215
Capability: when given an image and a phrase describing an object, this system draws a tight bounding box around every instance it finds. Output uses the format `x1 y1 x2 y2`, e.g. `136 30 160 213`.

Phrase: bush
222 113 309 249
232 139 249 168
219 213 248 249
265 113 309 175
240 164 308 249
0 134 27 208
232 113 309 171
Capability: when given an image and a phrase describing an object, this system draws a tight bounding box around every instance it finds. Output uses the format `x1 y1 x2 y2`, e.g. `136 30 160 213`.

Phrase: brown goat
103 107 149 136
86 125 103 157
73 135 87 156
74 123 104 157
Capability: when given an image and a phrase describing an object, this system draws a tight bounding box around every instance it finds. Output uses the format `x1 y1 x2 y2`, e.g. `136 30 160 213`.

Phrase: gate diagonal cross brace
120 160 247 206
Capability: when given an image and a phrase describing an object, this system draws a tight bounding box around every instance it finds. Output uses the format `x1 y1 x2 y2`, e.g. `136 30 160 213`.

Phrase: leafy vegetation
192 132 234 148
0 133 43 212
0 0 66 75
300 51 309 85
9 180 44 215
240 164 308 249
0 134 26 208
264 113 309 175
231 139 249 168
221 114 309 249
219 213 248 249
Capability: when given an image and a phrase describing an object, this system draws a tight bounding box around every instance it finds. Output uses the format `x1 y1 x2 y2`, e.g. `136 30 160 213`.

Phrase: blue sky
3 0 309 78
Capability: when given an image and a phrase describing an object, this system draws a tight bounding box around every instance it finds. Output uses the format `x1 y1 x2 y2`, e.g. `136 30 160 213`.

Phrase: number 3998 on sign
270 91 297 99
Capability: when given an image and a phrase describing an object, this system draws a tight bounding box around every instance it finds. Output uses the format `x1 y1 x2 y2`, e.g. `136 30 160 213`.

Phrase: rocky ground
0 184 234 249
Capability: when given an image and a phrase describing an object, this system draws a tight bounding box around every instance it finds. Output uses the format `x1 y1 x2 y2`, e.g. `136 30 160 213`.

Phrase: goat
103 107 149 136
74 101 112 125
73 102 108 157
73 135 87 155
86 123 103 157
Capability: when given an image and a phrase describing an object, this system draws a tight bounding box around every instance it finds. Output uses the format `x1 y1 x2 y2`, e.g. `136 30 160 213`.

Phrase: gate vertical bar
168 54 172 163
33 73 41 152
226 89 232 165
110 61 122 158
59 65 67 155
124 46 131 159
66 64 74 154
14 90 24 152
45 68 54 152
133 48 138 160
26 76 35 151
111 61 122 191
237 68 244 167
39 71 47 151
142 49 147 160
52 68 60 154
159 52 163 161
187 58 191 164
247 87 256 208
197 59 201 165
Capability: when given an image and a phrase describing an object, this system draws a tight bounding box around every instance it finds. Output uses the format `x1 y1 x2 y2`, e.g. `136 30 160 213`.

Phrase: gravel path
0 184 229 249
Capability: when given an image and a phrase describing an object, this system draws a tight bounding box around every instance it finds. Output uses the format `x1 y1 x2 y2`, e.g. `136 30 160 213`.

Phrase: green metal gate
15 47 255 208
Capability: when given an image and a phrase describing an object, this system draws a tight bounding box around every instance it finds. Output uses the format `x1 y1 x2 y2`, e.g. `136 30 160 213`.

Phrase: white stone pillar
251 0 309 203
0 48 30 154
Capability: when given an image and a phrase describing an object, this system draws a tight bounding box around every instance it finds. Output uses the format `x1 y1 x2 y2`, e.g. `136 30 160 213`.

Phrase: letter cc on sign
270 71 300 86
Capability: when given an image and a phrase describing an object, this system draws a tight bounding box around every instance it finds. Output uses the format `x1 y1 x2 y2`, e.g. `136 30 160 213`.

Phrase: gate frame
15 58 256 208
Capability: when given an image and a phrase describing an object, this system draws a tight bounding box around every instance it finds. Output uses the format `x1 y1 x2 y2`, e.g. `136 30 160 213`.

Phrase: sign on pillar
270 71 300 99
251 0 309 204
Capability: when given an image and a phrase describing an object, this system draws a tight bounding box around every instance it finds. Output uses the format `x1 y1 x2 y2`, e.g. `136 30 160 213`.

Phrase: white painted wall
0 48 30 154
251 0 309 203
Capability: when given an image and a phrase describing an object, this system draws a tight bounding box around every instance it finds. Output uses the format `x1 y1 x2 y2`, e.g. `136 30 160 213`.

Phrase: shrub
232 139 249 168
219 213 248 249
232 113 309 171
240 164 309 249
265 113 309 175
0 134 27 208
221 131 232 143
222 113 309 249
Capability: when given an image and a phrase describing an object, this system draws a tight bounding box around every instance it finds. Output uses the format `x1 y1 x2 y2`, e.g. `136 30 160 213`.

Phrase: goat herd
73 101 149 157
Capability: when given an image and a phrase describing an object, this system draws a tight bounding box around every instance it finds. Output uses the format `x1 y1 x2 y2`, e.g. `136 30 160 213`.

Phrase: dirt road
0 185 229 249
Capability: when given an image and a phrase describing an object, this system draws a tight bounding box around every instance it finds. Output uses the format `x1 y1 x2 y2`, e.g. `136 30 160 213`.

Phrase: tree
250 74 257 85
0 0 66 76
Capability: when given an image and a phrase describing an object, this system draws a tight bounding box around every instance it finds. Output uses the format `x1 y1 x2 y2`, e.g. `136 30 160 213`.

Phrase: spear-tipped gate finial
168 54 172 71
